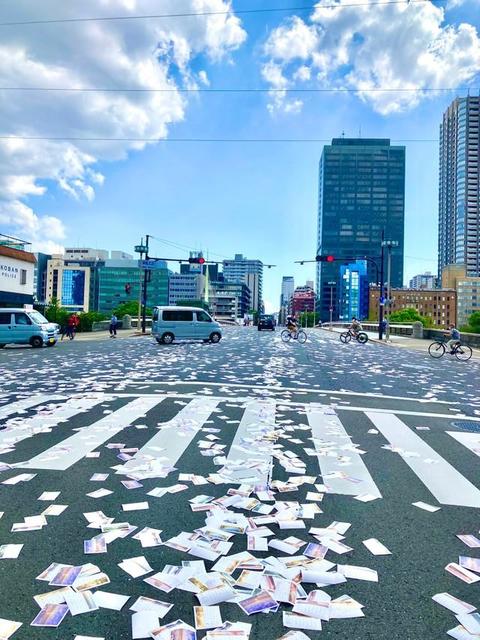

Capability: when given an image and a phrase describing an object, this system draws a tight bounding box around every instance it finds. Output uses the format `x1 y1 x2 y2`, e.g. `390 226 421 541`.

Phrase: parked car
0 308 59 348
152 306 222 344
258 314 275 331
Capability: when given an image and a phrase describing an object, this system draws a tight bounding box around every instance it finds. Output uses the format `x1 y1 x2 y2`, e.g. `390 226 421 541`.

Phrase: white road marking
366 412 480 508
306 405 382 498
0 395 63 426
0 395 103 450
223 399 277 484
447 431 480 459
120 397 220 472
19 397 161 471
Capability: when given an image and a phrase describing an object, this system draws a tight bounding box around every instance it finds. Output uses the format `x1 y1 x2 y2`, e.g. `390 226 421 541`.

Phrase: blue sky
0 0 479 312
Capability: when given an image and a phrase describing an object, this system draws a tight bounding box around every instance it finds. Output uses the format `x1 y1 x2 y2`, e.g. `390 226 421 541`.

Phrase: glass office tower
316 138 405 322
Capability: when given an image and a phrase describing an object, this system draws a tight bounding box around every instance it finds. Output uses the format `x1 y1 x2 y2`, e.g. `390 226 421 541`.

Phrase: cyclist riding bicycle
286 315 298 334
349 317 362 336
446 324 461 354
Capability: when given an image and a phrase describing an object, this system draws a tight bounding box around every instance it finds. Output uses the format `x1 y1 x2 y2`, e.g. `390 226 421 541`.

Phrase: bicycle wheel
428 342 445 359
455 345 472 361
357 332 368 344
297 330 307 344
340 332 351 344
281 330 292 343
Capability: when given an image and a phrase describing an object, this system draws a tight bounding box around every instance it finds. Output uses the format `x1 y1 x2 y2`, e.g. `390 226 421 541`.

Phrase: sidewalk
59 329 146 343
320 326 480 360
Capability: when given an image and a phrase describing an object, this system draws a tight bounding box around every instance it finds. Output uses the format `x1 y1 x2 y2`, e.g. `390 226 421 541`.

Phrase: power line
0 0 446 27
0 135 439 143
0 86 475 94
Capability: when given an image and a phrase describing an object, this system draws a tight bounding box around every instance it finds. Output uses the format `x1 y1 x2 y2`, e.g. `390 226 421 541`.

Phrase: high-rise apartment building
223 254 263 312
439 96 480 279
316 138 405 322
409 272 438 290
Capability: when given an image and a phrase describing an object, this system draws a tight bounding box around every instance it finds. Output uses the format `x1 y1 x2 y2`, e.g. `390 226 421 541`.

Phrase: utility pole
328 281 336 330
383 240 399 341
137 237 144 333
141 234 150 334
378 231 385 340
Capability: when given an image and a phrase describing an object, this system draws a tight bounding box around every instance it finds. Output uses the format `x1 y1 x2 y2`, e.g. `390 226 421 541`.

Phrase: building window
20 269 27 285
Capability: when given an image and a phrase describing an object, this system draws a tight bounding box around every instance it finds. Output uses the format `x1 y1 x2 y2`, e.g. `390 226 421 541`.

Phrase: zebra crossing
1 392 479 508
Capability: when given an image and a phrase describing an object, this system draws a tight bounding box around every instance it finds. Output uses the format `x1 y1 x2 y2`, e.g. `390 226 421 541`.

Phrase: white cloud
0 0 246 248
262 0 480 115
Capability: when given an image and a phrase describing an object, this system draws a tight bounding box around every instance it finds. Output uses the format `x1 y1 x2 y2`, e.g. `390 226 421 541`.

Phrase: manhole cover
451 421 480 433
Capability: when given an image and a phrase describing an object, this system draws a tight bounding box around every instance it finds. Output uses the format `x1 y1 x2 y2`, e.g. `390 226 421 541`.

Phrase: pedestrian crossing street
1 392 480 509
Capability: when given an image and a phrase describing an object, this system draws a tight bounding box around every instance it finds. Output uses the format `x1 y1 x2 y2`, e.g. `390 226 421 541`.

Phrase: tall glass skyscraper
439 96 480 279
316 138 405 322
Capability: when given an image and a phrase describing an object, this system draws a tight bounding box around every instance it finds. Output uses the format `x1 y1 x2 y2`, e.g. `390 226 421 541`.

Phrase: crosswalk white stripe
447 431 480 459
306 405 382 498
366 412 480 508
19 396 163 471
0 395 63 426
120 397 220 472
223 399 276 484
0 395 103 449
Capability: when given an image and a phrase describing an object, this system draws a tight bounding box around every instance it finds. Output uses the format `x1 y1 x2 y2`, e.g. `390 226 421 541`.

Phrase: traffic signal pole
378 231 385 341
141 235 150 334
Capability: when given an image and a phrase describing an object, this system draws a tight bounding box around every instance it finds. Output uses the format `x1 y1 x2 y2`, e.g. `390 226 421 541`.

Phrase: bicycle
428 339 472 361
340 329 369 344
281 328 307 344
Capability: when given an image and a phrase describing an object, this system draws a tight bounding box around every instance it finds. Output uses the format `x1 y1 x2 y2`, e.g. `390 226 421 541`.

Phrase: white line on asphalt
0 395 63 425
306 405 382 498
120 397 220 472
19 396 163 471
366 412 480 508
108 380 460 406
0 395 104 450
447 431 480 459
224 399 277 484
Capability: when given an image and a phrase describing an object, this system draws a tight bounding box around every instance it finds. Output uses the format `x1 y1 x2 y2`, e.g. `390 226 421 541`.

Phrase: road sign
135 245 148 253
139 259 163 270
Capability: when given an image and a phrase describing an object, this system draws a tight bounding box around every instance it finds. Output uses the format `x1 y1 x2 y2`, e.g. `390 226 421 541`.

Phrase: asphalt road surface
0 327 479 640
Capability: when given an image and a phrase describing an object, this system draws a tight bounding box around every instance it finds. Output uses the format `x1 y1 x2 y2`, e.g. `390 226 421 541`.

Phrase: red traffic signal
316 255 335 263
189 257 206 265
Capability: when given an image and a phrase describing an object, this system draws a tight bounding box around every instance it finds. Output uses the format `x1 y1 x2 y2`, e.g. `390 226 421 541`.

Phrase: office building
46 257 91 312
169 273 206 306
439 96 480 279
442 264 480 327
0 235 36 307
316 138 405 322
209 279 251 318
339 261 369 321
409 272 438 290
279 276 295 323
369 286 456 328
291 285 315 316
33 252 52 305
97 259 169 314
223 254 263 312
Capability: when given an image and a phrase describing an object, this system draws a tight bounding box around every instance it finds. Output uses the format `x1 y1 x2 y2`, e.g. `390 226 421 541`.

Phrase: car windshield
27 311 49 325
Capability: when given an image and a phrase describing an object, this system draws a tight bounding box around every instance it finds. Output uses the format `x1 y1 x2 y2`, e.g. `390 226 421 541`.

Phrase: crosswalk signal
189 257 206 265
316 255 335 263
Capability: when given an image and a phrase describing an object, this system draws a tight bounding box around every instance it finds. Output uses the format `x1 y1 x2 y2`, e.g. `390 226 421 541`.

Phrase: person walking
109 314 118 338
67 313 80 340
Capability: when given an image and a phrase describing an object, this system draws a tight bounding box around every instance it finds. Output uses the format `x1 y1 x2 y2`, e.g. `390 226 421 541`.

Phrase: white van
152 307 222 345
0 308 59 348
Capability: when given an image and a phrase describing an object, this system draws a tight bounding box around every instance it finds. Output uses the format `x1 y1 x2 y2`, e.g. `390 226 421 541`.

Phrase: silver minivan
0 308 59 348
152 306 222 344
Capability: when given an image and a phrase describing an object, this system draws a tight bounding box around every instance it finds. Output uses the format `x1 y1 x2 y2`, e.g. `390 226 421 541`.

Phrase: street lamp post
381 239 399 342
328 281 336 330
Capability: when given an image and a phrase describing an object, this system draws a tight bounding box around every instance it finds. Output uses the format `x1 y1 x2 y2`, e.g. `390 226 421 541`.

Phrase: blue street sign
139 259 163 270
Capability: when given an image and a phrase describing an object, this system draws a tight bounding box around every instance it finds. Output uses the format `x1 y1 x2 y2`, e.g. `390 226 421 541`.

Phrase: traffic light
316 255 335 263
125 283 131 294
188 257 206 265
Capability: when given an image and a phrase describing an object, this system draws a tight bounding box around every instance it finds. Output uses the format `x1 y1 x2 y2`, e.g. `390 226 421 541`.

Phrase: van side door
0 311 13 344
13 312 33 343
195 310 213 339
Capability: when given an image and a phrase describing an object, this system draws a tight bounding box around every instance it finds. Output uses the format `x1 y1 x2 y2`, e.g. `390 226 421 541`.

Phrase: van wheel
30 336 43 348
210 332 221 344
161 332 174 345
46 341 56 347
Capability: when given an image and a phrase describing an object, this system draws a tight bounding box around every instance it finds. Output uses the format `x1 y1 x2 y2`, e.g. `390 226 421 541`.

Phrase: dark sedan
258 314 275 331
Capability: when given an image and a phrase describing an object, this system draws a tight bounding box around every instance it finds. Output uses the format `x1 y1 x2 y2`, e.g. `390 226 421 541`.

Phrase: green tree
77 312 108 332
389 307 432 327
298 311 318 328
113 301 151 318
176 300 209 311
461 311 480 334
43 298 69 327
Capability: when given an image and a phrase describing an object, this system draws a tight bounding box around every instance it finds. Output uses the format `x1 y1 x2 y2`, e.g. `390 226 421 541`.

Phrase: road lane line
0 395 63 426
223 399 277 484
19 396 163 470
306 405 382 498
0 395 104 450
447 432 480 459
120 397 220 473
366 412 480 508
